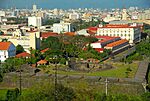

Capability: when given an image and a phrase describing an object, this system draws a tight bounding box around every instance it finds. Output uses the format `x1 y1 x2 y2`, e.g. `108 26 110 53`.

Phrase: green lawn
45 62 139 78
0 89 29 100
0 89 7 100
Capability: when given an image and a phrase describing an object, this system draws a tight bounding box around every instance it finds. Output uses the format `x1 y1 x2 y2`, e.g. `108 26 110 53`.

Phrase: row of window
100 34 131 37
99 30 132 33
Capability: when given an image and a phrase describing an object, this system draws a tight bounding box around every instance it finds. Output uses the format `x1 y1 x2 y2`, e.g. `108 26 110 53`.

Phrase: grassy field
0 89 29 100
43 62 139 78
0 89 7 100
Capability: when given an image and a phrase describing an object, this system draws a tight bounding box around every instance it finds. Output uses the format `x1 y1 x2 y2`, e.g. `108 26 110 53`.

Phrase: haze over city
0 0 150 9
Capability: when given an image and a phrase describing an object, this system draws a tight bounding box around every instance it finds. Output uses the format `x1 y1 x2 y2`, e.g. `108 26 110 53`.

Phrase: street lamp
54 55 58 101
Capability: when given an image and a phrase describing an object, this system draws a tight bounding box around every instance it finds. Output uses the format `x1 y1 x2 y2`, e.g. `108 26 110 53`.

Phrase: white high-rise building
53 22 73 33
28 16 42 27
33 4 37 12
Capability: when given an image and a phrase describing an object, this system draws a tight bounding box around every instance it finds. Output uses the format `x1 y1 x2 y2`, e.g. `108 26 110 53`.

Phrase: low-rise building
104 39 130 54
97 24 141 45
0 42 16 62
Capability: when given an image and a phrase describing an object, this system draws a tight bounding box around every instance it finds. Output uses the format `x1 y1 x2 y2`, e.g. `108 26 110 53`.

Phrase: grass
0 89 29 100
0 89 7 100
44 62 139 78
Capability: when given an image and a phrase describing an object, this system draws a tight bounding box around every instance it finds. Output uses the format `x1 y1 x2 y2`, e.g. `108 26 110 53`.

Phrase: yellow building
0 30 40 53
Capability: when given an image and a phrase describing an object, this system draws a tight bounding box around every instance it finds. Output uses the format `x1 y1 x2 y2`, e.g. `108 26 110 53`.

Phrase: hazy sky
0 0 150 9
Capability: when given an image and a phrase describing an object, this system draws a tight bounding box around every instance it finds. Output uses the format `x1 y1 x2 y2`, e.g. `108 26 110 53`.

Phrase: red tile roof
106 39 128 47
16 52 30 58
41 32 58 38
94 36 120 43
87 27 98 31
100 24 140 28
64 32 75 36
40 48 49 53
37 60 47 64
94 48 104 52
0 42 12 50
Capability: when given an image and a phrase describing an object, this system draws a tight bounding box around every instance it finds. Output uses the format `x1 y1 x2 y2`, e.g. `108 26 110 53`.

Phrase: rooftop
0 42 12 50
94 36 120 43
41 32 58 38
106 39 128 47
16 52 30 58
37 60 47 64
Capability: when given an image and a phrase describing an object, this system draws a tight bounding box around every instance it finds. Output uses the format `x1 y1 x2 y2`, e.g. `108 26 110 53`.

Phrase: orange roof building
0 42 12 50
37 60 48 65
16 52 30 58
40 48 49 53
0 42 16 62
105 39 130 54
64 32 76 36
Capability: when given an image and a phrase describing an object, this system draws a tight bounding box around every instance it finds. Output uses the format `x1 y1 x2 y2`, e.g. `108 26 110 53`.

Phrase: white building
33 4 37 12
53 22 73 33
97 24 141 45
28 16 42 27
0 11 5 17
0 42 16 62
69 13 80 20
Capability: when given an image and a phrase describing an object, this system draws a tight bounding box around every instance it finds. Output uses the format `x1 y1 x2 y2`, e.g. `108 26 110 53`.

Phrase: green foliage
6 88 20 101
2 58 26 72
43 18 60 25
1 38 8 42
19 83 75 101
141 92 150 101
0 73 3 82
16 44 24 54
60 58 66 65
41 36 62 50
136 40 150 56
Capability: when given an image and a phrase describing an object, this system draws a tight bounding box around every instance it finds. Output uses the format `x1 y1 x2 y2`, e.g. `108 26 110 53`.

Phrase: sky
0 0 150 9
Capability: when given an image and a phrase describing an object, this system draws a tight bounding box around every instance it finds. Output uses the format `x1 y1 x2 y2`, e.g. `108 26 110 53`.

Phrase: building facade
97 24 141 45
53 22 73 33
0 42 16 62
28 16 42 27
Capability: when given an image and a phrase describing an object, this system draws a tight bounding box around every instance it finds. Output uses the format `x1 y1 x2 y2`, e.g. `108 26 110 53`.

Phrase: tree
6 88 20 101
1 38 8 42
16 45 24 54
0 73 3 82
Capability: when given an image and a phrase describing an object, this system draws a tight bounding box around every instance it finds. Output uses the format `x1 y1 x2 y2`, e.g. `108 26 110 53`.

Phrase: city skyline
0 0 150 9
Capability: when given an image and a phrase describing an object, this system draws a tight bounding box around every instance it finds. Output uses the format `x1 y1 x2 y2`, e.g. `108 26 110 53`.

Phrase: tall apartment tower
28 16 42 28
33 4 37 12
122 8 128 20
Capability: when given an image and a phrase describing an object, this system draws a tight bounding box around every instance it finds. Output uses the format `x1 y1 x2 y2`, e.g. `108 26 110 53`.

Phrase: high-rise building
33 4 37 12
53 22 73 33
28 16 42 27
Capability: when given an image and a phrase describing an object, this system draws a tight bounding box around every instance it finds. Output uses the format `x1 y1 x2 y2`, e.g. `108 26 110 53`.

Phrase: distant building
33 4 37 12
0 30 41 53
97 24 141 45
69 13 80 20
53 22 73 33
0 42 16 62
28 16 42 27
0 11 5 17
90 36 121 48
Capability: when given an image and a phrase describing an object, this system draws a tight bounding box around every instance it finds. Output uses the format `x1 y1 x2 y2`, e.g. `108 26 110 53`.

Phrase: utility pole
54 56 58 101
105 78 109 96
19 69 22 95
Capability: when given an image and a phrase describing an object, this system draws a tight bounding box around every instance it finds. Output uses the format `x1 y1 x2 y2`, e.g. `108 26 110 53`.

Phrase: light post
105 78 109 96
54 55 58 101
